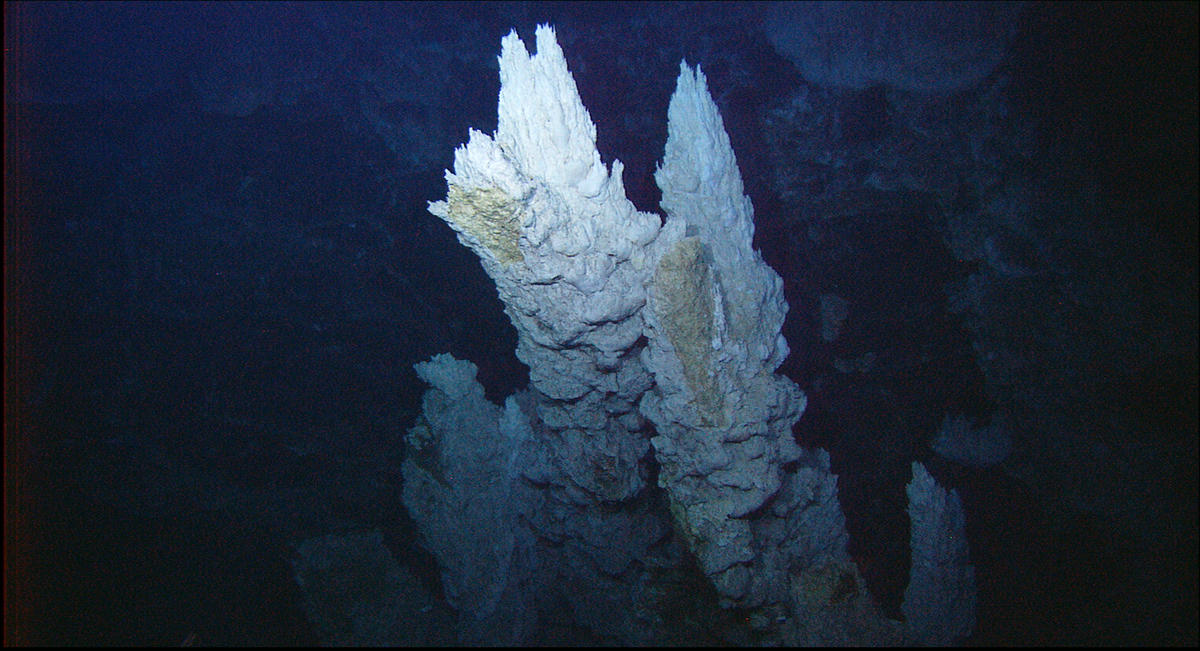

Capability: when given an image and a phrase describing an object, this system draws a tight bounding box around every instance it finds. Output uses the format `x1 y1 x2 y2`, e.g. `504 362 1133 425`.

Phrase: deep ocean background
5 1 1197 645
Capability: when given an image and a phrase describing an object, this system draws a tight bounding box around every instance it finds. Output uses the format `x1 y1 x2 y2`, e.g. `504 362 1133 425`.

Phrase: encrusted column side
427 25 678 502
655 63 792 378
903 462 977 645
640 63 849 611
401 354 538 644
414 25 871 640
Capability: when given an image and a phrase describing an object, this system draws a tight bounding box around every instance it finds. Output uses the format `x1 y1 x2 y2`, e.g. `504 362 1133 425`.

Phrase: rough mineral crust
903 462 977 645
427 25 673 504
406 24 970 644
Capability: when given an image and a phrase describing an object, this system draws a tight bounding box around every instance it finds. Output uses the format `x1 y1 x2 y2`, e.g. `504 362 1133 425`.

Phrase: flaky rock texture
402 353 679 644
639 63 834 610
903 462 977 645
418 27 688 643
406 24 970 644
427 26 670 503
401 355 538 643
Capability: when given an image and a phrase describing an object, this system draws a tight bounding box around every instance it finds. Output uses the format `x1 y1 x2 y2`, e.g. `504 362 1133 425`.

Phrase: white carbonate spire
657 62 753 246
419 25 861 627
655 61 788 375
496 25 606 193
904 462 977 644
426 24 668 504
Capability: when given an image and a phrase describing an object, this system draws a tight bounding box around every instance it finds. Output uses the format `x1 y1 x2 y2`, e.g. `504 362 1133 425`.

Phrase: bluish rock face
765 1 1026 94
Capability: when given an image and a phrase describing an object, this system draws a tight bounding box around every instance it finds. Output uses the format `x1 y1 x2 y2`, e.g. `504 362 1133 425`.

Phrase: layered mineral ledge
904 462 977 645
426 25 668 504
403 24 974 644
640 62 839 610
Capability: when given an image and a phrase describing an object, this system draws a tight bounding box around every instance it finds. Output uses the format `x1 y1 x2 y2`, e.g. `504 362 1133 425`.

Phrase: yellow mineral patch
654 237 725 426
790 560 861 609
445 184 525 265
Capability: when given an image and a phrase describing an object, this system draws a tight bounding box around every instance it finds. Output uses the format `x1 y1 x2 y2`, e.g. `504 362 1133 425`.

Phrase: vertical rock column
417 26 683 643
415 26 862 636
903 462 977 645
427 26 676 503
640 63 849 610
